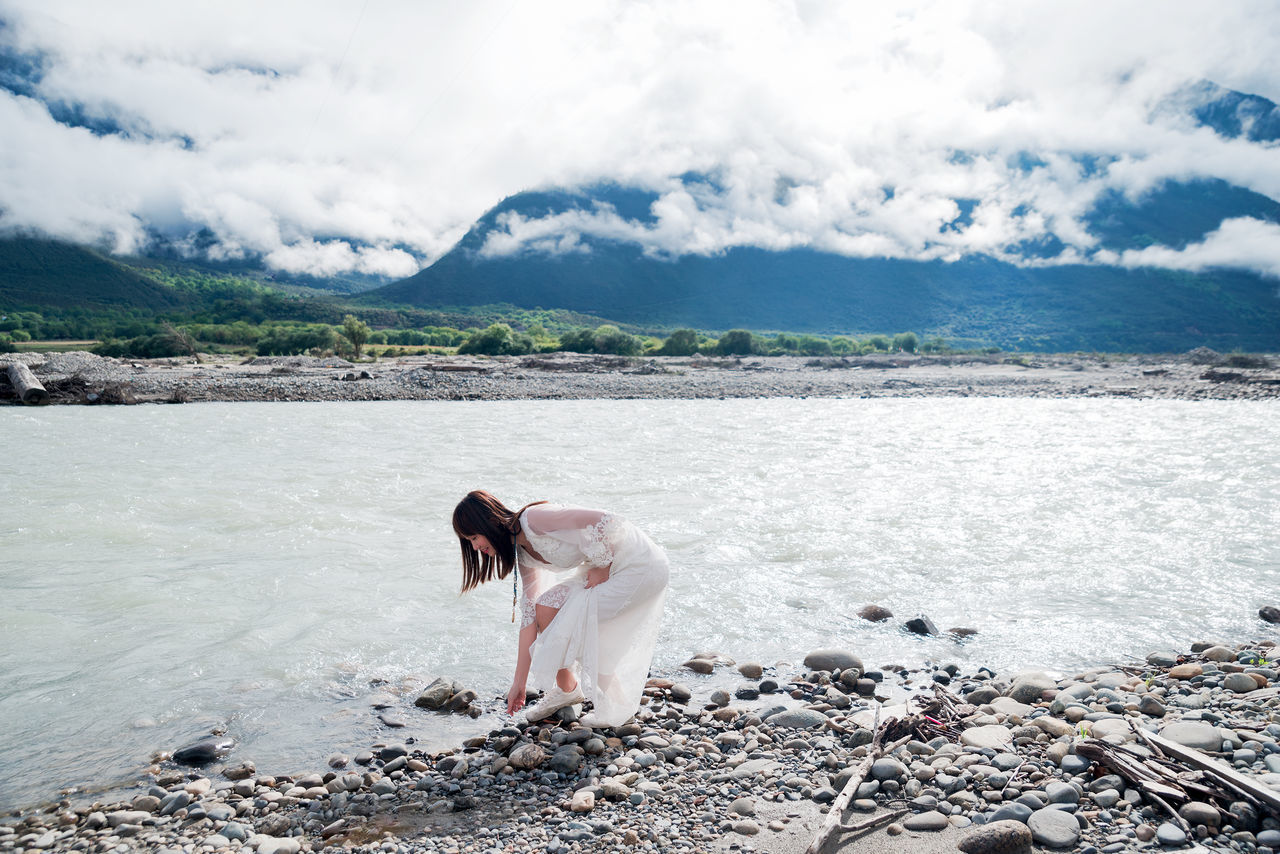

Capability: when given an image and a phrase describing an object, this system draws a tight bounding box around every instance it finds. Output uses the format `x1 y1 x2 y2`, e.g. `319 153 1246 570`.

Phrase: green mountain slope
0 236 192 311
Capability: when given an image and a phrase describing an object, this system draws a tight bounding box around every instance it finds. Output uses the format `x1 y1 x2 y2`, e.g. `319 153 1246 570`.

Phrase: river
2 397 1277 811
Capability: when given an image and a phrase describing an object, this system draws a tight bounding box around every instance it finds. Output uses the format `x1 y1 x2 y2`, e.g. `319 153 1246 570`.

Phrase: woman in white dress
453 490 669 727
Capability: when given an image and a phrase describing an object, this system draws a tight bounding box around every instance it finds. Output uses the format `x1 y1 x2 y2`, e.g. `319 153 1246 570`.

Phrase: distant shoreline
4 350 1280 405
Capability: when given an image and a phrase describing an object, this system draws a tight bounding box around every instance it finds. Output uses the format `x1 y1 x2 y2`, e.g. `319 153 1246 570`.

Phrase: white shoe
524 686 584 722
578 712 609 728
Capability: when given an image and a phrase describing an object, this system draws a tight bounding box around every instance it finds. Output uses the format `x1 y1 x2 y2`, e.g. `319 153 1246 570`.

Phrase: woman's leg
535 602 578 692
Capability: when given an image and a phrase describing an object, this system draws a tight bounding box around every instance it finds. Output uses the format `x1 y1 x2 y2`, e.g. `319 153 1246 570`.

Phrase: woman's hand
584 565 610 588
506 682 527 715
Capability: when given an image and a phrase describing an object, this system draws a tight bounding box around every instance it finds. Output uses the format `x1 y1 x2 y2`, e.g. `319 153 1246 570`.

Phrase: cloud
1099 217 1280 279
1 0 1279 278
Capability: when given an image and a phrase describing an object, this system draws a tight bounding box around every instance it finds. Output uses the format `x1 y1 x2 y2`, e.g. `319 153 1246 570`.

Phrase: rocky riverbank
7 634 1280 854
3 349 1280 405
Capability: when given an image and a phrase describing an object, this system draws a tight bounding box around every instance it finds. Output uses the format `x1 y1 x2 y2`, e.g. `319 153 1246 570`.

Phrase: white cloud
1099 217 1280 279
0 0 1278 278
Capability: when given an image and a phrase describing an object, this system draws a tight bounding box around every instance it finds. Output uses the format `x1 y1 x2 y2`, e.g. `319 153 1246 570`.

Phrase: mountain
363 82 1280 352
364 182 1280 351
0 236 192 311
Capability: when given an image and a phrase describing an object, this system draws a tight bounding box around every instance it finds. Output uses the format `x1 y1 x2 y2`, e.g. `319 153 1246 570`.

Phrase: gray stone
1059 755 1092 775
737 663 764 679
1223 673 1259 693
904 615 939 635
709 690 731 707
1045 782 1079 805
958 820 1034 854
871 758 907 781
1092 789 1121 809
1160 721 1223 751
1007 672 1057 704
683 657 715 674
158 791 191 815
967 686 1000 704
729 797 755 816
1155 822 1187 846
803 649 862 673
731 819 760 835
766 708 829 729
858 605 893 622
1147 651 1179 667
1260 606 1280 624
1257 829 1280 847
172 738 233 765
903 811 949 831
989 803 1033 824
961 725 1014 749
1027 808 1081 848
546 746 584 775
508 743 546 769
1178 802 1220 827
415 677 454 709
732 758 782 779
1140 694 1166 717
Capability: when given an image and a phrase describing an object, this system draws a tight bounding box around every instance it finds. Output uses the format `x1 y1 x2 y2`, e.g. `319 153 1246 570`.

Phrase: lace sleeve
581 513 619 567
523 505 623 568
517 560 544 628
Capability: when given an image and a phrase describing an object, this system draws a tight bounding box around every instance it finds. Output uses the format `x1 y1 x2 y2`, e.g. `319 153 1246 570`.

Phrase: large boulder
803 649 863 673
1006 672 1057 704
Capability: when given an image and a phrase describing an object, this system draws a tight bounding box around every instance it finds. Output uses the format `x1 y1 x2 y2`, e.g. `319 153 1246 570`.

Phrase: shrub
255 324 340 356
457 323 534 356
0 334 14 354
866 335 891 352
830 336 856 355
658 328 701 356
797 335 832 356
558 328 595 353
892 332 919 353
94 334 190 359
716 329 758 355
592 325 642 356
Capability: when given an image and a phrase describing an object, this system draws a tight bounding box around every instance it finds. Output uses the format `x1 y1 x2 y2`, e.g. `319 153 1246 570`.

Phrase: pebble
1028 808 1081 848
12 638 1280 854
904 811 950 831
958 819 1034 854
1155 822 1187 846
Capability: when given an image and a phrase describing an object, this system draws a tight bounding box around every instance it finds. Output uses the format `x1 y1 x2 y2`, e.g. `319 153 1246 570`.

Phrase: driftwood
1138 730 1280 816
805 706 911 854
1076 729 1280 833
4 361 49 405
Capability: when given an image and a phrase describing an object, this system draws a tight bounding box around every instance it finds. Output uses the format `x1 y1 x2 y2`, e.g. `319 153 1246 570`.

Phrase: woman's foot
524 686 584 721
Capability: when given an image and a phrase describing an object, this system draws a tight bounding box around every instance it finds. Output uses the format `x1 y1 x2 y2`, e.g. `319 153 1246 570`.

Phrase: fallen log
4 361 49 405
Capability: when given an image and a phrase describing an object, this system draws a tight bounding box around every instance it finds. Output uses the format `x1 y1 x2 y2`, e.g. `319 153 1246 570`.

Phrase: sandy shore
3 350 1280 405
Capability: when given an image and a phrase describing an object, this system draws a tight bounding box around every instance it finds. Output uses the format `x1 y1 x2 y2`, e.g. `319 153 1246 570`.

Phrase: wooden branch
839 808 907 834
805 709 893 854
4 362 49 405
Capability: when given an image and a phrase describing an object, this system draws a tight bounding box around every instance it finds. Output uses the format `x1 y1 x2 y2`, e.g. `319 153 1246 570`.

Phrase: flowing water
2 398 1278 811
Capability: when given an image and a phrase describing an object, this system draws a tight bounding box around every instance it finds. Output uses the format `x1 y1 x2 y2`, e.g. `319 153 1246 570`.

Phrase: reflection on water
1 398 1278 810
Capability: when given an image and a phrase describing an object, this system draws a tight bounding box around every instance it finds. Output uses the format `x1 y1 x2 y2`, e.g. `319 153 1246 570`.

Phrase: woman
453 490 669 727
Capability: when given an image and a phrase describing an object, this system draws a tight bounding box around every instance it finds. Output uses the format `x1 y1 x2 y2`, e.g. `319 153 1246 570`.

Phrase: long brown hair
452 490 546 592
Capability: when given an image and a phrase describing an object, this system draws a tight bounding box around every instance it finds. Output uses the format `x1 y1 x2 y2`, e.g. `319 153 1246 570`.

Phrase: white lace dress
516 504 669 726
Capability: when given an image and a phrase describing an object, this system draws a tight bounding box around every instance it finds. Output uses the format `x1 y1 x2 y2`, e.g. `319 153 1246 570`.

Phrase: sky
1 0 1279 280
